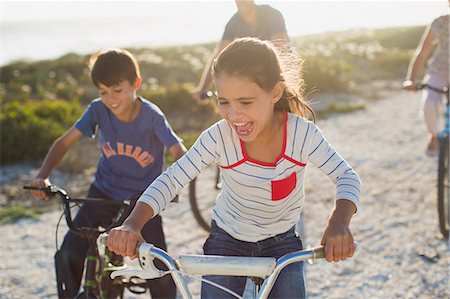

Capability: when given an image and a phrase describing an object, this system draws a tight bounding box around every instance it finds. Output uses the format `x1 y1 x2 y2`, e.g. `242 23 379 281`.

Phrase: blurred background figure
403 14 449 156
191 0 289 103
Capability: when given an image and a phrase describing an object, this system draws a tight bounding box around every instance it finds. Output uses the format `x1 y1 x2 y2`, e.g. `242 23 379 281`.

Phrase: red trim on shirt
283 155 306 167
220 159 246 169
239 111 288 167
220 112 306 169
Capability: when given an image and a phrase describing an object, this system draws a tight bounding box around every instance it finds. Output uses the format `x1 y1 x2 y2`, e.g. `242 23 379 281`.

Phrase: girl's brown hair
212 37 314 120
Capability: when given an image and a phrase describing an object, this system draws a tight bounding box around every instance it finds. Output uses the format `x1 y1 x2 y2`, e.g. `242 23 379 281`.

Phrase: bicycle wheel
189 165 221 232
437 135 450 239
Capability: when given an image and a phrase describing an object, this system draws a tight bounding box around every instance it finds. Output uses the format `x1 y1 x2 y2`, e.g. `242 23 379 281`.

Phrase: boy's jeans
201 221 306 299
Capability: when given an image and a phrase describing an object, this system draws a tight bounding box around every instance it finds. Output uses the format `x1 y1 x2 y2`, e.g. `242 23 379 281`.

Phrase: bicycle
189 90 220 232
102 236 344 299
403 81 450 239
23 185 148 298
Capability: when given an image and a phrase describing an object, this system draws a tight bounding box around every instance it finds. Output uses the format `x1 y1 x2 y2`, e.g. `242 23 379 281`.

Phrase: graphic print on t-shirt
101 141 154 168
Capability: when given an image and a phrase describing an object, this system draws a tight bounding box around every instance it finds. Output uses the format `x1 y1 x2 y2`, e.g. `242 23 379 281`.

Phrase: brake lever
110 243 164 280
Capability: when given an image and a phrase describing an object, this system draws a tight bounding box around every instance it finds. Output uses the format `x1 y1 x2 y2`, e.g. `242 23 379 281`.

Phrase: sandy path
1 90 449 298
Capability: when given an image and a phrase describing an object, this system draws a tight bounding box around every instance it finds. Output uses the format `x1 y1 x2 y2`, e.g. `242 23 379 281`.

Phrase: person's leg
423 74 447 155
55 184 118 298
201 222 249 299
257 227 305 299
141 215 176 299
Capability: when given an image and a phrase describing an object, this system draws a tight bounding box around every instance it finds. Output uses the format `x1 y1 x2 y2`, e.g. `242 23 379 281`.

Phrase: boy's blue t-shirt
75 97 182 201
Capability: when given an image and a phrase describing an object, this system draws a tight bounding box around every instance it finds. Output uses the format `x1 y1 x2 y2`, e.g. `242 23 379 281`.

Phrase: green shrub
1 99 82 164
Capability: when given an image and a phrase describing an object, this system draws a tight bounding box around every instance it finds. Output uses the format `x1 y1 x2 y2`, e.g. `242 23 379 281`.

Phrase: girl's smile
215 74 282 144
234 121 254 137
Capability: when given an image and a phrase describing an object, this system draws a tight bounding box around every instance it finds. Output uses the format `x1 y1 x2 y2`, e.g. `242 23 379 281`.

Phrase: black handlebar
23 185 133 239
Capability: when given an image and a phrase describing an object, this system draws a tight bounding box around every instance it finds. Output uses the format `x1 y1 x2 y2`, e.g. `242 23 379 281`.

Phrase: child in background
107 38 361 298
29 49 185 298
403 14 449 156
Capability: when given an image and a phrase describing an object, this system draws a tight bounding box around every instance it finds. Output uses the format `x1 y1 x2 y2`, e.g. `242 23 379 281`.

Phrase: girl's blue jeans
201 221 306 299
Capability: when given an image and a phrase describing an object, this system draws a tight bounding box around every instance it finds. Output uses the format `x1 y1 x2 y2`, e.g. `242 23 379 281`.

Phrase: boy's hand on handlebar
320 221 355 263
29 178 51 200
107 225 143 260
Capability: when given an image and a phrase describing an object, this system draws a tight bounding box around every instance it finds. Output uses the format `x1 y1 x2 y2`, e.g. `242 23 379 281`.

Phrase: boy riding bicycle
28 49 186 298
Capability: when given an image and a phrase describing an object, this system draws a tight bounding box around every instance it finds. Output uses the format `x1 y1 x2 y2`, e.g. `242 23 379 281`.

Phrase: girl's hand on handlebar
320 221 355 263
29 178 51 200
107 225 143 260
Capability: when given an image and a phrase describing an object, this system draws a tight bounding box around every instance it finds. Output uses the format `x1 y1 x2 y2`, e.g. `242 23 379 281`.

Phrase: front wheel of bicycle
437 135 450 239
189 166 221 232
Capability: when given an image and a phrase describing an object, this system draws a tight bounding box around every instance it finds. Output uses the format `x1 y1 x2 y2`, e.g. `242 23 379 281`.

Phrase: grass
316 102 366 118
0 203 56 225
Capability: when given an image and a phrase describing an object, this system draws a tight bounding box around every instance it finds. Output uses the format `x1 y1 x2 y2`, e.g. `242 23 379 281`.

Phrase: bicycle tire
437 135 450 239
189 166 221 232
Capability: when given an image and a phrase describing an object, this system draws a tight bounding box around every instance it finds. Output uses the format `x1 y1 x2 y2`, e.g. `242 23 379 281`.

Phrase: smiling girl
107 38 361 299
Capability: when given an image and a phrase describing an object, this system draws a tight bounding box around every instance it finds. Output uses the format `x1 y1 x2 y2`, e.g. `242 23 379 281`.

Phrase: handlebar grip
309 245 325 259
23 185 49 191
308 242 358 264
98 233 109 246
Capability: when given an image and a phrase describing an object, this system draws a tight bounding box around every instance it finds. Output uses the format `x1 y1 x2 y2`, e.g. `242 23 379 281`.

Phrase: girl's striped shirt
139 112 361 242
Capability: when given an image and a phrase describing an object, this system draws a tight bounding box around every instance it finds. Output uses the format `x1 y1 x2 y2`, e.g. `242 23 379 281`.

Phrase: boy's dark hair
89 49 141 88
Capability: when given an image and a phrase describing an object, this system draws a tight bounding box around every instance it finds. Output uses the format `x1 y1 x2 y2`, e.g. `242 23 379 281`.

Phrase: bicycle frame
439 88 450 139
109 241 329 299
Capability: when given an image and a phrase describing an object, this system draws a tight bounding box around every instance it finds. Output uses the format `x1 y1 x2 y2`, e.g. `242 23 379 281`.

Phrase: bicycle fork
82 245 100 297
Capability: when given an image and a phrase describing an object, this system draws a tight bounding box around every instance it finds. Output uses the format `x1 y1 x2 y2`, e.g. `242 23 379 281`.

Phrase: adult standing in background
191 0 290 103
403 14 449 156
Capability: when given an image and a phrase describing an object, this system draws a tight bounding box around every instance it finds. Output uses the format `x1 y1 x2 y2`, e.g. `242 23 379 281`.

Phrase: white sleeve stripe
217 128 231 164
291 117 300 156
172 172 184 188
337 176 360 184
176 163 192 181
337 190 359 200
192 147 208 166
327 161 345 175
207 130 217 144
309 138 324 156
149 185 165 201
337 183 361 192
318 152 336 168
200 139 215 157
299 122 310 157
162 173 176 189
159 180 174 198
185 155 200 172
